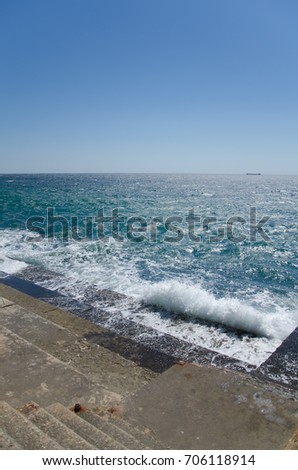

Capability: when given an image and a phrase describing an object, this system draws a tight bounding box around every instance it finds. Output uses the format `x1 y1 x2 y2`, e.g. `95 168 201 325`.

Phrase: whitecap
135 280 298 340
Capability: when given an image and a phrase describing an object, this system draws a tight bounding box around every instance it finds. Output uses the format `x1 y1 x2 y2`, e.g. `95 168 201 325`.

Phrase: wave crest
138 280 297 339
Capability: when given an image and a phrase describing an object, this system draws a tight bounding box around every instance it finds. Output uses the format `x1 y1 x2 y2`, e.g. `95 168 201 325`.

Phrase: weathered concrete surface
0 300 156 396
0 398 162 450
46 403 126 450
93 408 165 450
0 326 120 408
0 297 14 308
23 403 94 450
123 363 298 450
286 429 298 449
80 409 147 450
0 429 21 450
0 401 62 450
1 282 297 450
0 286 157 395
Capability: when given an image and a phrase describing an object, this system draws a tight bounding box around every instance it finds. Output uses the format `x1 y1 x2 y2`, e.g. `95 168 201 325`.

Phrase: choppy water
0 173 297 365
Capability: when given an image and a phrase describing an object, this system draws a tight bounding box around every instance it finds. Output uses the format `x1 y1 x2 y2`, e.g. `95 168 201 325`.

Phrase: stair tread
0 428 22 450
47 403 127 450
100 411 165 449
0 293 155 397
20 402 94 450
0 401 62 450
80 410 148 450
0 325 119 408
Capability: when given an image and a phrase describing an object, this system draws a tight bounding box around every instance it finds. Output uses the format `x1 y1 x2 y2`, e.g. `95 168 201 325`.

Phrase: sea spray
135 280 298 339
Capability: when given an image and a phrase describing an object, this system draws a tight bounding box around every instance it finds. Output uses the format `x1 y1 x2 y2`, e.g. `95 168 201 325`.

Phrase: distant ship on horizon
246 172 261 175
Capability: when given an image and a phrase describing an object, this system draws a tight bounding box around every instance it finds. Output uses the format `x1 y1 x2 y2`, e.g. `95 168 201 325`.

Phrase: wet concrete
0 270 256 375
256 326 298 389
85 330 177 373
1 268 297 389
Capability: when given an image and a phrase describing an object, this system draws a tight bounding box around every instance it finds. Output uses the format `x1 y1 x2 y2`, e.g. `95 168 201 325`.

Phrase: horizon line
0 172 297 177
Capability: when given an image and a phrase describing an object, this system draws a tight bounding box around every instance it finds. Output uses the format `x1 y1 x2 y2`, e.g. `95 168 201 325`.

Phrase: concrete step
0 302 119 397
0 297 14 308
0 428 21 450
0 300 79 356
0 325 120 409
20 402 94 450
0 288 156 396
0 401 62 450
79 409 147 450
47 403 126 450
100 411 165 450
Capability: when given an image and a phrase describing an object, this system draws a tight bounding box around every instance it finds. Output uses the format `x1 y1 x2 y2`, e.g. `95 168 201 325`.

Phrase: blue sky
0 0 297 174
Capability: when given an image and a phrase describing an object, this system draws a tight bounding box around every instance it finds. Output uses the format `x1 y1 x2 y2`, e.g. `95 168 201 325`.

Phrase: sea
0 173 297 366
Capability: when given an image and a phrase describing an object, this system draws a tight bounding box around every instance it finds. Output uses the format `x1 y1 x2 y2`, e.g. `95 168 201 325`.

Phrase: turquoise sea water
0 174 297 365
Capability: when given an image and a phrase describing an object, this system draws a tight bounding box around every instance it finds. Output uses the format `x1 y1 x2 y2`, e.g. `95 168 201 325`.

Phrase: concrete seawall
0 278 297 449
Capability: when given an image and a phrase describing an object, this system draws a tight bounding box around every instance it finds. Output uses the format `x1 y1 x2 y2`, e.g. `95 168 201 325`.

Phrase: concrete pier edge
0 268 297 390
0 270 297 450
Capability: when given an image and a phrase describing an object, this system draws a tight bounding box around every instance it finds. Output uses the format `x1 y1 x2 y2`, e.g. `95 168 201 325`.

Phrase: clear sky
0 0 297 174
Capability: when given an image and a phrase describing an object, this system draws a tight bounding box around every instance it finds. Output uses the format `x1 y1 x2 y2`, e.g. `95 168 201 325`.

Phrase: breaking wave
137 280 298 340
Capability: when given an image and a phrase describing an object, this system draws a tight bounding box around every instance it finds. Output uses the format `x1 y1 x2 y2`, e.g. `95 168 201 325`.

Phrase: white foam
1 229 297 365
134 280 298 340
0 231 29 274
0 255 28 274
